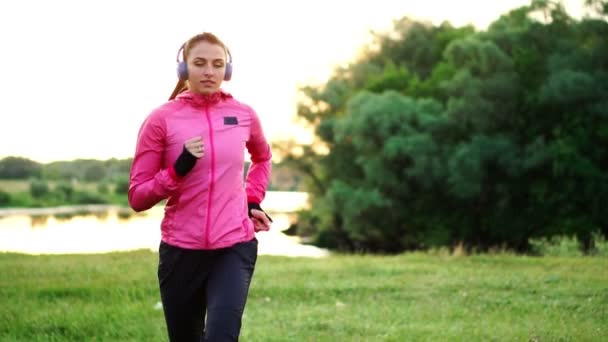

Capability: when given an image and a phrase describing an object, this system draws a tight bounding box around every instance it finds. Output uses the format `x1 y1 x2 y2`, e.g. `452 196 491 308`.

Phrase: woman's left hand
251 209 271 232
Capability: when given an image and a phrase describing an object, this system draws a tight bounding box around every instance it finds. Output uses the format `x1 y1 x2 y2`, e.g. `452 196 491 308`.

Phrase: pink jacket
128 89 272 250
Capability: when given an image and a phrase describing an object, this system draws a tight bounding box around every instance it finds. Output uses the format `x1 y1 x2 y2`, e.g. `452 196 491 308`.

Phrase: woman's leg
203 238 258 342
157 241 213 342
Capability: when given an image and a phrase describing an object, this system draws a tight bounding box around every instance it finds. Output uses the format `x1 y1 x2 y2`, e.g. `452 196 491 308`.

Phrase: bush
73 191 109 205
529 235 583 257
114 177 129 195
55 181 75 200
0 190 10 206
591 231 608 257
29 180 50 199
7 192 34 207
97 182 110 194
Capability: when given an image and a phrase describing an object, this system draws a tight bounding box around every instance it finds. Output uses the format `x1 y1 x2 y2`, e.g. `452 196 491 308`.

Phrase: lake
0 191 329 258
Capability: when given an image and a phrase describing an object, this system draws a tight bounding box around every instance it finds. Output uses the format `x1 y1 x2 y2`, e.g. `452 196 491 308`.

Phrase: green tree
0 157 42 179
280 0 608 253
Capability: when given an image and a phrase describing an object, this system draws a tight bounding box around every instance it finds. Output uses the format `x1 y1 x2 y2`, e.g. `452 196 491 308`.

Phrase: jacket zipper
204 106 215 248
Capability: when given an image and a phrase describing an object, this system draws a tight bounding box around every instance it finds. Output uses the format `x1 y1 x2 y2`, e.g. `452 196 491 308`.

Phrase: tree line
0 156 305 207
0 156 132 182
277 0 608 253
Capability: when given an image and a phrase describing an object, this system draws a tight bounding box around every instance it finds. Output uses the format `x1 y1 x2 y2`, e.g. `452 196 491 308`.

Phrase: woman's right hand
184 136 205 158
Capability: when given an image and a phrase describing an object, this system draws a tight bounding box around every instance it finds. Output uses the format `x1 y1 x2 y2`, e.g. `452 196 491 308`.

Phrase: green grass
0 251 606 341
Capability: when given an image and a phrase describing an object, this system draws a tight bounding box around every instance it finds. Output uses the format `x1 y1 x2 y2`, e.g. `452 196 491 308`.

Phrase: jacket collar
176 89 232 107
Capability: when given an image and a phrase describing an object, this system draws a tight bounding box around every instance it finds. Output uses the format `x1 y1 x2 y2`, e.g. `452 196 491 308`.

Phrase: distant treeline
0 156 132 183
0 156 303 190
0 156 305 208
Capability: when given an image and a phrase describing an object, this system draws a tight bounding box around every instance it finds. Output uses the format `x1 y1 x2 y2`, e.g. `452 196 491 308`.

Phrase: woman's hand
184 136 204 158
251 209 272 232
173 136 204 178
248 203 272 232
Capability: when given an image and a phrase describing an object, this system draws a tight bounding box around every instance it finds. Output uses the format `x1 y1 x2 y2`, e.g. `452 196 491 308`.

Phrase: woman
128 32 273 341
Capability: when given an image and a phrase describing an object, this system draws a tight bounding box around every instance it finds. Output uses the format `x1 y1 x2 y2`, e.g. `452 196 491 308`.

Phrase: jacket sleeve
245 108 272 204
128 110 182 212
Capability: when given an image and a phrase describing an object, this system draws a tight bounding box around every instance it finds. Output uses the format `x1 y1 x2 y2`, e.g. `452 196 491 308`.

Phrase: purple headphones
176 43 233 81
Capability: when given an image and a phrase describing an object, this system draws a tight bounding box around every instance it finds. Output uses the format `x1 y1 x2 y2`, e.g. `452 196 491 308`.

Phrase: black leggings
157 238 258 342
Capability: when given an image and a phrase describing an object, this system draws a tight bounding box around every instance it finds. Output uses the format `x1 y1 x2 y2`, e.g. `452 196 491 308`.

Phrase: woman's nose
203 66 213 75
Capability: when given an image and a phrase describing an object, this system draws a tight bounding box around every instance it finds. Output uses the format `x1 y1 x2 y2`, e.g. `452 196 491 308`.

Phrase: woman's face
186 41 227 95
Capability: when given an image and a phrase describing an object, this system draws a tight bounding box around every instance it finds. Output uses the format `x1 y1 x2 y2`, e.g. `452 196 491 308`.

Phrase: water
0 191 329 258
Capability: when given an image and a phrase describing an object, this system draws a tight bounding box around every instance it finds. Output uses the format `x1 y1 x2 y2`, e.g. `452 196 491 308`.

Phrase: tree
280 0 608 253
0 157 42 179
84 163 107 182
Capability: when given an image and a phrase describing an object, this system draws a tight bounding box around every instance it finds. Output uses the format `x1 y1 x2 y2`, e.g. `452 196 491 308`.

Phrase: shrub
529 235 583 257
0 190 10 206
591 231 608 257
114 177 129 195
29 180 50 199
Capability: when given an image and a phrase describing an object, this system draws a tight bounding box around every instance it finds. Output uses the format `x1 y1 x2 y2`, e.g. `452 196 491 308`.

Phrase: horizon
0 0 588 164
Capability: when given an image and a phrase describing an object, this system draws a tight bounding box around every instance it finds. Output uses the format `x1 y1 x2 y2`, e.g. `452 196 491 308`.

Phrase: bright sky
0 0 586 163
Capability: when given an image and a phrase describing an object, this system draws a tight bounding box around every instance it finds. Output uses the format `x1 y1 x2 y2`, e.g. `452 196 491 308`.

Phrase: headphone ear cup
224 63 232 81
177 61 188 80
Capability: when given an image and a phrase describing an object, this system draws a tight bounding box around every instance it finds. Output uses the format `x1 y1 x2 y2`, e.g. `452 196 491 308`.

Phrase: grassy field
0 251 606 341
0 180 30 193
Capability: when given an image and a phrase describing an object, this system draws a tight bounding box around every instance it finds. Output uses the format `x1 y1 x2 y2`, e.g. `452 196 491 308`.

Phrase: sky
0 0 588 163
